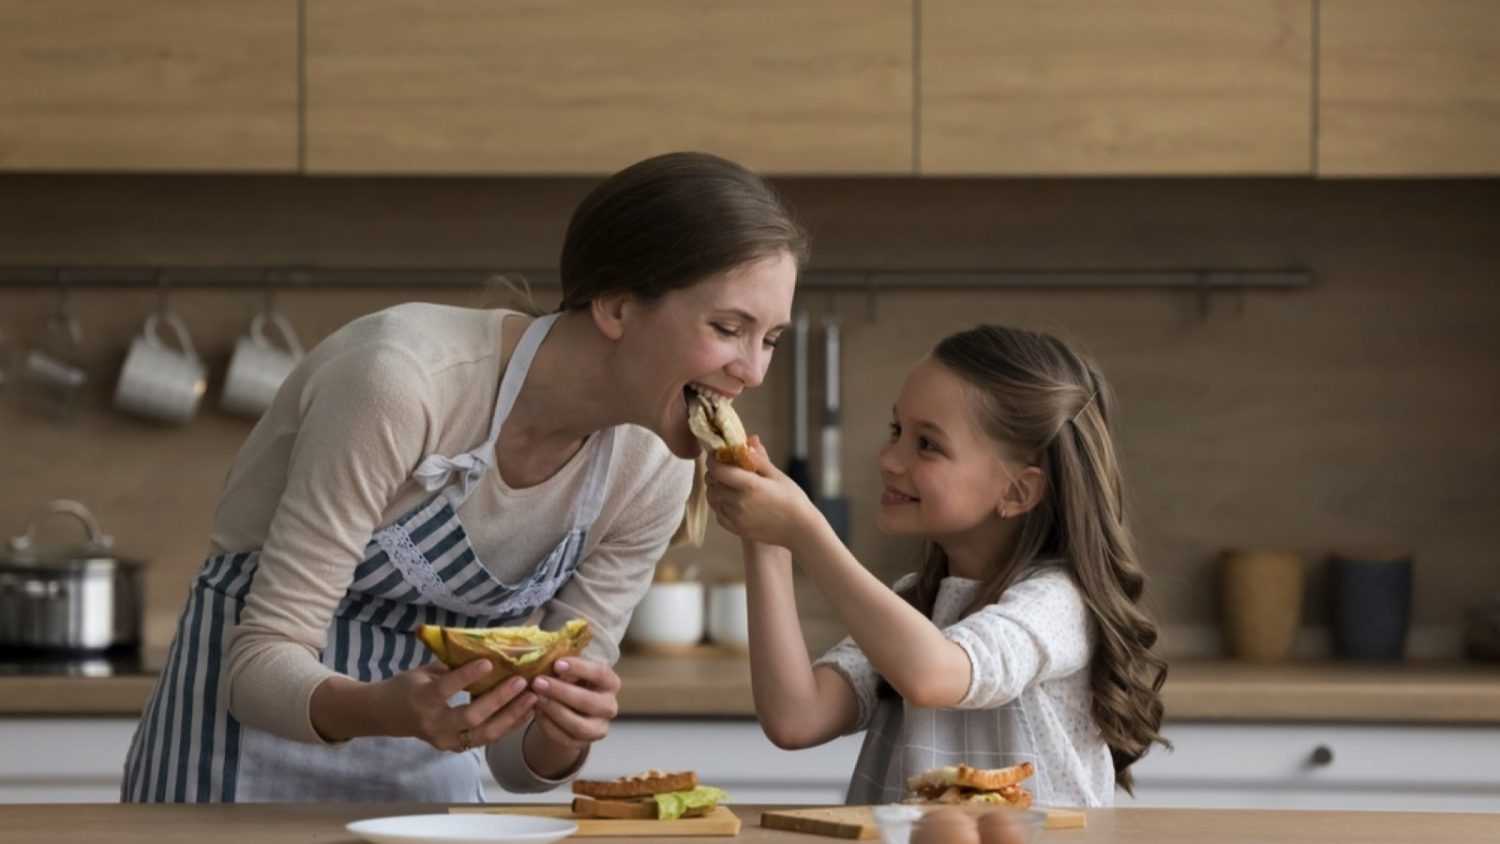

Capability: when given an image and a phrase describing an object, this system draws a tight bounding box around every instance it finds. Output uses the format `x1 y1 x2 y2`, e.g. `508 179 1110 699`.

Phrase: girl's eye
917 436 938 452
888 422 901 440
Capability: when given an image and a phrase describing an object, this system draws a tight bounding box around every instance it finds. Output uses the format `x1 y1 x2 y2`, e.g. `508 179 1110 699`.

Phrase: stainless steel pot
0 500 143 652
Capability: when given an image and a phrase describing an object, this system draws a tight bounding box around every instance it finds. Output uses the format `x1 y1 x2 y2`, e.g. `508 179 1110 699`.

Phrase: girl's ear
589 292 632 341
999 465 1047 519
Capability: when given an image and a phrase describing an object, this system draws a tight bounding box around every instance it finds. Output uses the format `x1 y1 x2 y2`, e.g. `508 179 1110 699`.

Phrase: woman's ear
999 465 1047 519
589 292 632 341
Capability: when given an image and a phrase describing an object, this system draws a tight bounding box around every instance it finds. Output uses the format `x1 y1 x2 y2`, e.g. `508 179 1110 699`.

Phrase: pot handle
9 499 113 553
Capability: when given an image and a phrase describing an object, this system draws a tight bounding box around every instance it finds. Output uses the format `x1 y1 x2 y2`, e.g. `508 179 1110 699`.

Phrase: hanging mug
113 310 206 425
220 310 304 418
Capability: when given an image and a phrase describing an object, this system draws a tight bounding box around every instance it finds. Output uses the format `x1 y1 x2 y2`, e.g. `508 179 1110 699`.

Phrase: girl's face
877 357 1020 539
617 250 796 459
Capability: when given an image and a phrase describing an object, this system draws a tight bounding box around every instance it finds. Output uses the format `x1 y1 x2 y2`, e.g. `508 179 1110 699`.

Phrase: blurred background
1 0 1498 810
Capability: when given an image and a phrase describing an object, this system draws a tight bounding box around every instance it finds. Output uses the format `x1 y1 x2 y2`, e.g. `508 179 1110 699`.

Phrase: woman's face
619 250 796 459
876 357 1017 538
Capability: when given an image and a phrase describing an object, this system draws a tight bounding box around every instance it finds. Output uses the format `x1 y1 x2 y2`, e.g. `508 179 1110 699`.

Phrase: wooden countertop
3 653 1499 724
4 803 1496 843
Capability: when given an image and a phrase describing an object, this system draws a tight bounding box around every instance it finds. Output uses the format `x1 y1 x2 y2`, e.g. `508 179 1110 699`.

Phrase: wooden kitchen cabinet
304 0 913 175
918 0 1314 175
1318 0 1500 176
0 1 299 172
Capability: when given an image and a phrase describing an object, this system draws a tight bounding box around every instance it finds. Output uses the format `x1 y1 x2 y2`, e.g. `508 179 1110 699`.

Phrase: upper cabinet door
0 1 298 172
305 1 912 175
919 1 1313 175
1319 0 1500 176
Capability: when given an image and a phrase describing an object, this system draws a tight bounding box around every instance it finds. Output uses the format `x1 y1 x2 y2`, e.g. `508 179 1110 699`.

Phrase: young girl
704 324 1167 807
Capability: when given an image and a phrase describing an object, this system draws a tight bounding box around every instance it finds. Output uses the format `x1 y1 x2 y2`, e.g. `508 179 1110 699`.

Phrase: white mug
113 311 206 425
707 581 750 650
221 310 304 418
625 581 704 648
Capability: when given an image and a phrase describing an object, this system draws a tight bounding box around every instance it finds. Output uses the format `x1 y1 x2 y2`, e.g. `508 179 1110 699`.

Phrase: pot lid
2 499 143 571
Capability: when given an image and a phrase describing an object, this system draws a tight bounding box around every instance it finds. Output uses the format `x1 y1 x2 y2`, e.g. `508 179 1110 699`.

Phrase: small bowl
875 805 1048 844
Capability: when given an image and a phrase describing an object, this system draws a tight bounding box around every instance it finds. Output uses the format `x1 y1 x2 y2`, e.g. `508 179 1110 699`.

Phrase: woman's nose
726 343 770 389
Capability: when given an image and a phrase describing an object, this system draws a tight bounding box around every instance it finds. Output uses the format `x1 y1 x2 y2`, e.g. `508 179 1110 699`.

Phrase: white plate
345 813 577 844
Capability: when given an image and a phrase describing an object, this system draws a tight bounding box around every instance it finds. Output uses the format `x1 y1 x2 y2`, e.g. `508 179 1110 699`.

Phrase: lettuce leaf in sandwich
653 786 728 820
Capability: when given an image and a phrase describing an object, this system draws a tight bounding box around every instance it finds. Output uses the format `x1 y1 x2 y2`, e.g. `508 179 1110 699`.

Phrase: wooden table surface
4 803 1497 843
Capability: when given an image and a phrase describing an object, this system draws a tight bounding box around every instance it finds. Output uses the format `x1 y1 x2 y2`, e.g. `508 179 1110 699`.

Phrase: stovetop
0 646 148 677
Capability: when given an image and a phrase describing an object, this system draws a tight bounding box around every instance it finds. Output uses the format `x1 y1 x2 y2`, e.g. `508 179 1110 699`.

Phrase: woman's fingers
534 695 608 746
467 689 538 748
433 659 494 700
531 676 617 720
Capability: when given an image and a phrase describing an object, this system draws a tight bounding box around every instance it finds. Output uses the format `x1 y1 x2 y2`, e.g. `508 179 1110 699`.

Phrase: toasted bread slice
570 795 711 820
416 618 590 694
573 769 699 799
905 762 1035 796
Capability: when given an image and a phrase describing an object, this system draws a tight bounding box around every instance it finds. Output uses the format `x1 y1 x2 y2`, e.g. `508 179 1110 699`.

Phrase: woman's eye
763 334 782 350
711 323 739 337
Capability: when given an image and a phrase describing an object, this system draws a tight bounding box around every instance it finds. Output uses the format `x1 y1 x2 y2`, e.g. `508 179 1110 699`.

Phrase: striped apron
121 312 616 802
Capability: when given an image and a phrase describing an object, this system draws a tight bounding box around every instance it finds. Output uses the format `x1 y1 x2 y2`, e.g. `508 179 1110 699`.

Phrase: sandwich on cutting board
686 384 754 470
572 770 729 820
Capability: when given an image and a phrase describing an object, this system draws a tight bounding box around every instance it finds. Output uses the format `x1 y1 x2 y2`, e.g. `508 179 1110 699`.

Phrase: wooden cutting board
760 805 1086 839
451 804 742 837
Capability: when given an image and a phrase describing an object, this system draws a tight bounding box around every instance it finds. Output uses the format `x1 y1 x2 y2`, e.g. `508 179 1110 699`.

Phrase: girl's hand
527 656 621 751
705 436 819 549
371 659 537 752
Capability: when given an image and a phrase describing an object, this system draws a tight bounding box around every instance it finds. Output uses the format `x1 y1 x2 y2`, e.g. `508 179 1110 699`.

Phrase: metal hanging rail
0 265 1313 291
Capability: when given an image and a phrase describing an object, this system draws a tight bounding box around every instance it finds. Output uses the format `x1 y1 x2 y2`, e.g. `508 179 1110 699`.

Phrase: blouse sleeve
942 569 1094 710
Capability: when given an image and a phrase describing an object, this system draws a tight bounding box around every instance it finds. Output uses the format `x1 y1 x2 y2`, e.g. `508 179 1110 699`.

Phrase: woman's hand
705 436 819 550
368 659 537 752
523 657 621 777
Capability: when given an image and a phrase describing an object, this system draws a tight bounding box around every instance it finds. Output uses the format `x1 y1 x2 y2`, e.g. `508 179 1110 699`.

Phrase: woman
122 152 806 802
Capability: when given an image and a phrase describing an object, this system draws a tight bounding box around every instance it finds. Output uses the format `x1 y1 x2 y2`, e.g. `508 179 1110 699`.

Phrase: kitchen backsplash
2 175 1497 657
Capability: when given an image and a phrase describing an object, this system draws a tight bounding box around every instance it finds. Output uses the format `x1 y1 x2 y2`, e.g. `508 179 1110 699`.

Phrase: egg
912 807 979 844
976 809 1027 844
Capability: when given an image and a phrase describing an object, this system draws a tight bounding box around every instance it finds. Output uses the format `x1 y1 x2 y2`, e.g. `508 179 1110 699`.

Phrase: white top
815 568 1114 807
213 304 692 753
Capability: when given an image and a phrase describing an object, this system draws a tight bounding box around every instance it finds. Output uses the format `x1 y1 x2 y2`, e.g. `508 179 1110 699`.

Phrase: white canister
625 581 704 648
707 581 749 650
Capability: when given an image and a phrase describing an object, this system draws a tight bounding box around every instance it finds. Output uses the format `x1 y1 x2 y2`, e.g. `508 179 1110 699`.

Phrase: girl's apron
122 313 615 802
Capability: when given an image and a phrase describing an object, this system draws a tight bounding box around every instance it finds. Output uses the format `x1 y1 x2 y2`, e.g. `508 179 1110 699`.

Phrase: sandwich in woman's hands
572 769 729 820
905 762 1036 808
686 384 755 470
416 618 591 694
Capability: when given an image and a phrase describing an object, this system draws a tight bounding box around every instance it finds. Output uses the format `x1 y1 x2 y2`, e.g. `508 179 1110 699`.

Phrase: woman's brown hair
558 151 807 546
900 324 1168 793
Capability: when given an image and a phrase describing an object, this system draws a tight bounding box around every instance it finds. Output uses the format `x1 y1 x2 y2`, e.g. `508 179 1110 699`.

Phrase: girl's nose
878 439 904 474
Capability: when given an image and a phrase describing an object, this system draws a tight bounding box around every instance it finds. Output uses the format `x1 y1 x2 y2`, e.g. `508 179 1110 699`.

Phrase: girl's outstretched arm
741 539 859 749
707 442 971 710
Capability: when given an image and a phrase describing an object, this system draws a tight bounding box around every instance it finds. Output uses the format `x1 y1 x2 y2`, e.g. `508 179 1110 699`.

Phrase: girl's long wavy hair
899 325 1168 793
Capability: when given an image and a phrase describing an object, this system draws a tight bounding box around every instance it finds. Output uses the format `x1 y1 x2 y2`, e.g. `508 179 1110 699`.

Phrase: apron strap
412 313 560 502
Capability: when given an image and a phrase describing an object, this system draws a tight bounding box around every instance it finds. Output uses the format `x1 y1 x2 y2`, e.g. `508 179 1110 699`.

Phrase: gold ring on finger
458 728 473 751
